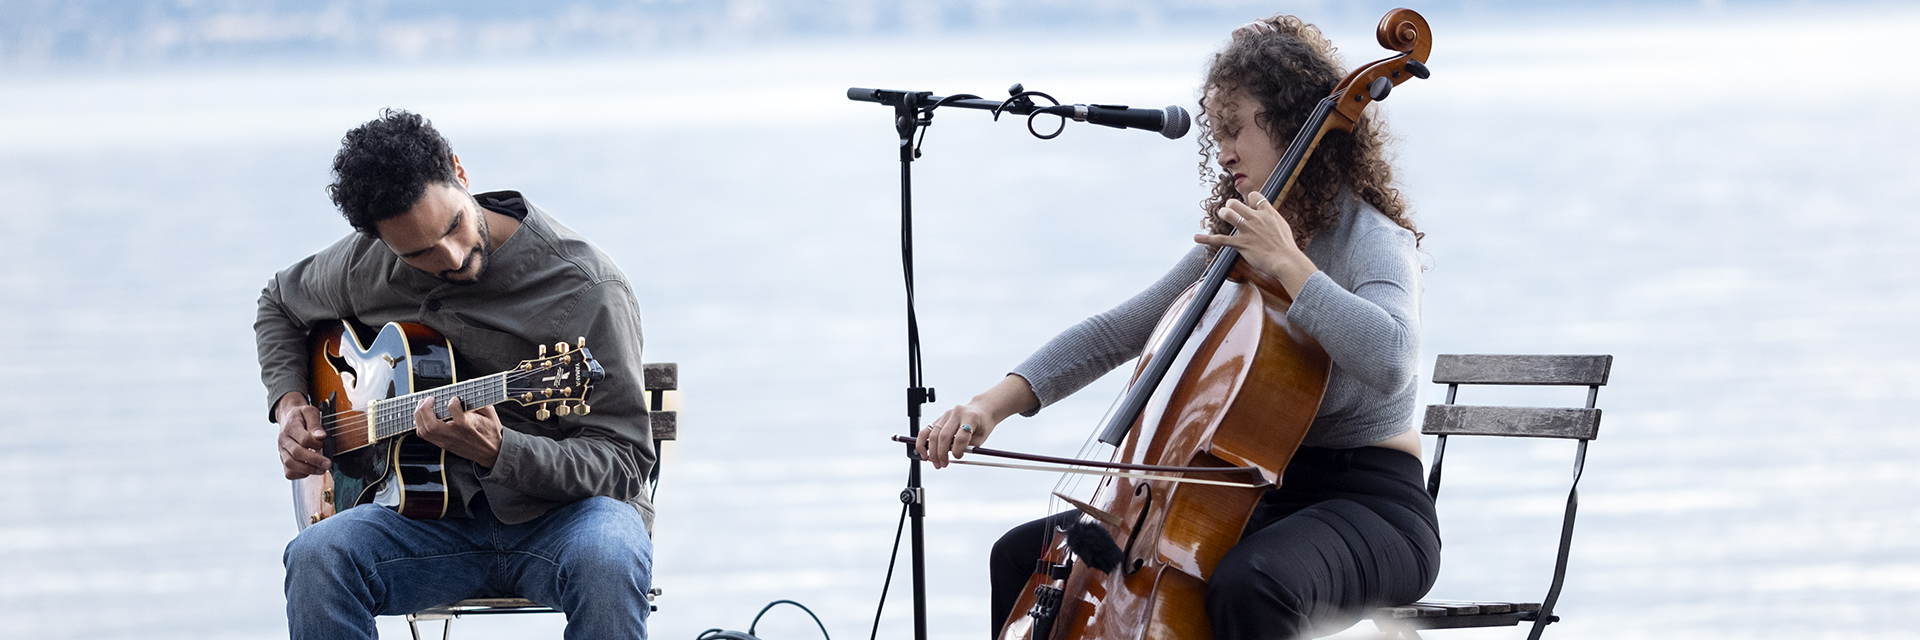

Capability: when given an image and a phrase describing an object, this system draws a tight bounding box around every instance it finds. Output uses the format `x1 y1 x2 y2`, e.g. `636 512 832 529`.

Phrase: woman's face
1209 89 1281 199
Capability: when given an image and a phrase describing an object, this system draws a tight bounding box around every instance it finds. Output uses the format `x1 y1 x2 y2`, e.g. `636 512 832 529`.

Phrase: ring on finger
960 424 974 433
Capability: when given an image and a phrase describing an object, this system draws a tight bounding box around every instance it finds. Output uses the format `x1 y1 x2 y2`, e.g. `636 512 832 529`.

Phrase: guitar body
293 320 458 530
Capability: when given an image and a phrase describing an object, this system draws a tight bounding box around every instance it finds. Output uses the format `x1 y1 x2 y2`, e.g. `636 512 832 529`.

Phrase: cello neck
1092 96 1338 447
1257 95 1340 206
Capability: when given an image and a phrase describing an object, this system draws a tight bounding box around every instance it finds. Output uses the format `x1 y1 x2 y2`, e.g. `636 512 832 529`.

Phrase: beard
437 207 494 285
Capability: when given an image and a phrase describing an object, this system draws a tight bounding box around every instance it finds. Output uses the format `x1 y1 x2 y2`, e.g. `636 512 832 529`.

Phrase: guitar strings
309 366 585 439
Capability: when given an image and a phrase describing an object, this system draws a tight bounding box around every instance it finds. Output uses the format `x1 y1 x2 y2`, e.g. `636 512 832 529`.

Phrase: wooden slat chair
1366 354 1612 640
405 362 681 640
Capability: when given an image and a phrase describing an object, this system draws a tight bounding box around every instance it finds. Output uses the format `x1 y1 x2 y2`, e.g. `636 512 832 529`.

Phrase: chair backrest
644 362 680 442
642 363 679 500
1422 354 1612 640
1424 354 1609 442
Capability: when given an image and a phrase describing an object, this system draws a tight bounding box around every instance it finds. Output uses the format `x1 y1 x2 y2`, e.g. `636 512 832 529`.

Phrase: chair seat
408 587 663 623
407 598 555 621
1369 600 1543 630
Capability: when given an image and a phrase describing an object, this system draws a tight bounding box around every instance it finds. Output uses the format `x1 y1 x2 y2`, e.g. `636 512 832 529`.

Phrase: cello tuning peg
1404 59 1430 79
1367 76 1392 101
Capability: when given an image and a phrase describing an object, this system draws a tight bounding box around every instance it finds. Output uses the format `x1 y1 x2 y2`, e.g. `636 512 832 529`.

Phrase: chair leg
1371 620 1421 640
407 615 457 640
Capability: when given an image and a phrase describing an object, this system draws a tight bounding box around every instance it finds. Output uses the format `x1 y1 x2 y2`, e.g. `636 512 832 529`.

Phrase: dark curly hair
1196 15 1417 247
327 109 460 237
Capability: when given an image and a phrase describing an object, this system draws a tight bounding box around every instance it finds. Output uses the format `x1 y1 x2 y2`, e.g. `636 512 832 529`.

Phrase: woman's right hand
915 374 1039 469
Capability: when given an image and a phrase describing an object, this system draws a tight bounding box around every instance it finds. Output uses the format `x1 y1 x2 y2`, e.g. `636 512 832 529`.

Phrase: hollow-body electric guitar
292 320 603 530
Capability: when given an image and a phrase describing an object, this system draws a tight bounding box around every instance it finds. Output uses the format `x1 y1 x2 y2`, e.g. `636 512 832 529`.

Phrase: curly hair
327 109 460 237
1196 15 1417 246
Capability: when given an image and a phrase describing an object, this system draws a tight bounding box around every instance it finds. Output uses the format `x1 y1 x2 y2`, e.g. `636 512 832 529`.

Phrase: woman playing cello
914 14 1439 640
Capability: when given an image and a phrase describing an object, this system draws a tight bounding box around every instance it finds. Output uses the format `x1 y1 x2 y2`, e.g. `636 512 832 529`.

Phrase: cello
990 10 1435 640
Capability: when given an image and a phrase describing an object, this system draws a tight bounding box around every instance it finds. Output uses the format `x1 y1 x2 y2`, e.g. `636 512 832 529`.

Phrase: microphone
1042 103 1191 139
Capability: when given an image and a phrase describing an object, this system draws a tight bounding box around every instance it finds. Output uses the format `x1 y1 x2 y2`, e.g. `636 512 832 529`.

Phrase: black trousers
988 446 1440 640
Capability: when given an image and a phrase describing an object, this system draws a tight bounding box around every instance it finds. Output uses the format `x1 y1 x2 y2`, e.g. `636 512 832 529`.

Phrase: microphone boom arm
848 85 1191 140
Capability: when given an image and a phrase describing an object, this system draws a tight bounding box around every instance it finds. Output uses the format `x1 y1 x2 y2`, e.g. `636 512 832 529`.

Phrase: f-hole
1119 483 1152 574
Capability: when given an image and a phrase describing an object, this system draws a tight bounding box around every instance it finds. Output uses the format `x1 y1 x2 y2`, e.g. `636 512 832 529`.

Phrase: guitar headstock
508 337 607 420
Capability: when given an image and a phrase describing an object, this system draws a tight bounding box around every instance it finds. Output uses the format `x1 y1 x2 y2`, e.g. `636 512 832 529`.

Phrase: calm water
2 9 1917 640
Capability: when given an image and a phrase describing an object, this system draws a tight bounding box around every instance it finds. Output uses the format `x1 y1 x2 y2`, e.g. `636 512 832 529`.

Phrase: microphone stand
855 86 1023 640
847 84 1154 640
891 89 934 640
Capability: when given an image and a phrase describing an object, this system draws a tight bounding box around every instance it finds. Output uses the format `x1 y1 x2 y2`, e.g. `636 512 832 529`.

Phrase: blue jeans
284 495 652 640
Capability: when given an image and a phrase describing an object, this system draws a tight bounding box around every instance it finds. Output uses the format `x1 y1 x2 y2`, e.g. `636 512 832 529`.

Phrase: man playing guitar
255 109 654 639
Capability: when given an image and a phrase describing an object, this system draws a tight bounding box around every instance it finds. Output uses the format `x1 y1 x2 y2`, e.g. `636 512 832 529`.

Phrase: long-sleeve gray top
1010 191 1422 448
255 191 655 527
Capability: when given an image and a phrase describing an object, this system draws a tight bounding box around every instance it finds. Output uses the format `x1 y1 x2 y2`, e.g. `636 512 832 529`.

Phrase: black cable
750 599 832 640
698 630 760 640
868 501 910 640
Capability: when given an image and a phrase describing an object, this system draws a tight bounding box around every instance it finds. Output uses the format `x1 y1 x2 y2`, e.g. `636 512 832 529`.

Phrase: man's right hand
277 392 331 479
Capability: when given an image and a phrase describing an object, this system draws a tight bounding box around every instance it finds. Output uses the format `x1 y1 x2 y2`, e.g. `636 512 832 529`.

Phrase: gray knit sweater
1010 191 1422 448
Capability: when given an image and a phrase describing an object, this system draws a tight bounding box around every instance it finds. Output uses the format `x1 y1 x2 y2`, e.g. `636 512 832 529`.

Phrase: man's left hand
415 396 503 468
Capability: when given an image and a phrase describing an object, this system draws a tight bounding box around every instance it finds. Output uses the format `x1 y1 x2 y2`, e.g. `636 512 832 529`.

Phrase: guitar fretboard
370 372 512 440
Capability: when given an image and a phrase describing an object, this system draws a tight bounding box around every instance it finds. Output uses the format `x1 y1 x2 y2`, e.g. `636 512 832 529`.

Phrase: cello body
999 264 1329 640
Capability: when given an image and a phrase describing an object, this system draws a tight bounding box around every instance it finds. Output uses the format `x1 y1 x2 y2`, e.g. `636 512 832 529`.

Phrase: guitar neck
369 371 512 440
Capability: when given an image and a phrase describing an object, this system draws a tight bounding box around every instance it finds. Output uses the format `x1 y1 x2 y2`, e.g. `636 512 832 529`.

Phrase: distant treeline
0 0 1819 68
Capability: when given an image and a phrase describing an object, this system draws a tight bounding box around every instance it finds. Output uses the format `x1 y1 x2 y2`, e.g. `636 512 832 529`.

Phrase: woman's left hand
1194 192 1318 298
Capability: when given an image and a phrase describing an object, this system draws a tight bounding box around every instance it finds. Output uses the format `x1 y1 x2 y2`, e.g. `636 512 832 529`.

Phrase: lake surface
2 8 1917 640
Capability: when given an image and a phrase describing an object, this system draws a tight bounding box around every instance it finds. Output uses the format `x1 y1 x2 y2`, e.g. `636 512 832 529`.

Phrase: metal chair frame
404 362 680 640
1369 354 1611 640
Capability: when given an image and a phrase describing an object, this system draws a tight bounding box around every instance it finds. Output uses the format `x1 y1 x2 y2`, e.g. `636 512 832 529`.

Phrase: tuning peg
519 392 533 403
561 387 573 396
557 404 572 417
1404 59 1430 79
536 407 552 420
538 344 548 358
556 341 571 354
577 337 586 350
1367 76 1391 101
577 404 591 416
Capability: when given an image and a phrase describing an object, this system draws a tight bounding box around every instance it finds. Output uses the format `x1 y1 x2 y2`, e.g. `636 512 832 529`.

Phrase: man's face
375 183 491 284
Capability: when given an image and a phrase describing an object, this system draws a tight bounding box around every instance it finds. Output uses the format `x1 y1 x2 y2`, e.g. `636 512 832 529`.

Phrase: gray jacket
255 191 655 527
